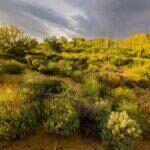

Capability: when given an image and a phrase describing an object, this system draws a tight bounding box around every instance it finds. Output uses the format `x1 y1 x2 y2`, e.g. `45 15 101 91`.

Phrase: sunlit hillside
0 24 150 150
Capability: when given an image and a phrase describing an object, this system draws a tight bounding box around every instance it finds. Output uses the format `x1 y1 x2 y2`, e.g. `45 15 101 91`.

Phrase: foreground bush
111 57 133 66
0 88 39 141
1 60 25 74
80 78 100 102
78 100 112 136
69 70 83 83
43 98 79 135
22 72 67 99
118 102 150 137
112 87 136 109
102 111 142 150
38 62 60 75
95 101 112 132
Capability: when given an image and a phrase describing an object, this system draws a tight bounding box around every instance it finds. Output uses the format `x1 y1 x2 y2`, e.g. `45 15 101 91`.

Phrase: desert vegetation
0 24 150 150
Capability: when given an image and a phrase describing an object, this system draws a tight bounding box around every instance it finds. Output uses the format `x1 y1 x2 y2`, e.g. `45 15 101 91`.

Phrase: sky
0 0 150 39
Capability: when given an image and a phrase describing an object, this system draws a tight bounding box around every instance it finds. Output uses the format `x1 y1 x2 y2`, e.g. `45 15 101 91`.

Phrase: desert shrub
118 102 150 137
31 59 41 69
118 102 138 118
102 63 117 72
22 73 67 99
136 79 150 88
31 59 47 70
133 58 145 66
142 50 150 58
112 87 136 109
38 62 60 75
87 64 99 73
1 60 25 74
58 60 73 75
0 88 39 141
46 53 63 61
43 97 79 135
111 57 133 66
98 72 122 88
99 82 112 98
77 101 98 136
102 111 142 150
95 101 112 132
77 101 96 121
132 64 150 79
0 69 2 74
80 78 100 102
122 77 135 88
0 64 2 74
77 100 111 136
38 65 48 74
70 70 83 83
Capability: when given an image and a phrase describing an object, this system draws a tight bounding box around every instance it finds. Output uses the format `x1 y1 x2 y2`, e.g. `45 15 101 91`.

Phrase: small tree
59 36 68 44
43 36 62 52
0 24 37 56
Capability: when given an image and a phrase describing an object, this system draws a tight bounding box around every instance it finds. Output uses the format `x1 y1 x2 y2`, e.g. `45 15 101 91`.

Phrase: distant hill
124 33 150 42
122 33 150 50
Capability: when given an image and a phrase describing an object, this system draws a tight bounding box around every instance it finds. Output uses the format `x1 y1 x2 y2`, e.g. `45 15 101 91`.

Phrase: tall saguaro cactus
105 32 109 49
139 39 143 57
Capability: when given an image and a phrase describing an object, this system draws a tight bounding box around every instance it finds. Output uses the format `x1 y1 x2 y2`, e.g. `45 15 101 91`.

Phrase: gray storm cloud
0 0 149 39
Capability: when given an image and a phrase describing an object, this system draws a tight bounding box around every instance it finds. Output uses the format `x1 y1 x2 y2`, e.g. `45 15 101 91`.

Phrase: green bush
46 53 63 61
43 97 79 135
112 87 136 109
0 64 2 74
118 102 150 137
77 101 98 136
98 72 122 88
77 100 111 136
22 72 67 99
99 82 112 98
70 70 83 83
111 57 133 66
38 65 48 74
80 78 100 102
132 64 150 79
57 60 73 76
102 111 142 150
87 64 99 73
95 101 112 132
2 60 25 74
136 79 150 88
38 62 60 75
31 59 47 70
102 63 117 72
0 88 39 141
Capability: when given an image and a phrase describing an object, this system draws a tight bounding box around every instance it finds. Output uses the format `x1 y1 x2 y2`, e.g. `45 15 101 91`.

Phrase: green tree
59 36 68 44
43 36 62 52
0 24 37 56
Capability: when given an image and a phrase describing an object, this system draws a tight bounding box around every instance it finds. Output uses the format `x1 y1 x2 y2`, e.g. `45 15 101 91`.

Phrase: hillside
0 24 150 150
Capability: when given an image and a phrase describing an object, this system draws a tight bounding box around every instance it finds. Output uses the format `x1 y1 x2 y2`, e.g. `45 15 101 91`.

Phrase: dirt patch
134 139 150 150
0 128 104 150
0 128 150 150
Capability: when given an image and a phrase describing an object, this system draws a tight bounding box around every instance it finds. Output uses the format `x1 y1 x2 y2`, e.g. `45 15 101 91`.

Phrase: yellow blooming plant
43 97 79 135
102 111 142 150
0 87 39 141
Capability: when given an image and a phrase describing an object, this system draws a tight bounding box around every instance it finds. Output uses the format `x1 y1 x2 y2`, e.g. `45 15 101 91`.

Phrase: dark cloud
0 0 75 38
17 1 72 29
68 0 150 38
0 0 49 38
0 0 149 39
